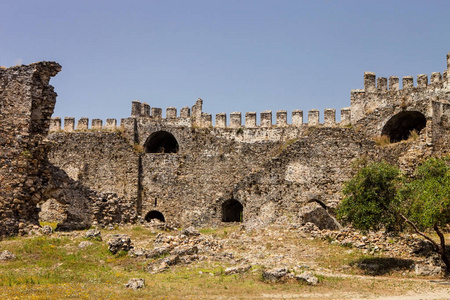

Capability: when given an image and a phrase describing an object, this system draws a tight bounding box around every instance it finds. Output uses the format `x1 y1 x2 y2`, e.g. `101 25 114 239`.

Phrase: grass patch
39 222 58 230
0 225 447 299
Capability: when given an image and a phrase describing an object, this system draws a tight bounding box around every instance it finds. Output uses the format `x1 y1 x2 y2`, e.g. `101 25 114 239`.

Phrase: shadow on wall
39 164 94 231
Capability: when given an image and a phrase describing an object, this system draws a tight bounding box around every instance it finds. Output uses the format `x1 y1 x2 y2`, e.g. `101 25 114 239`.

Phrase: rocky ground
103 220 445 279
1 221 449 299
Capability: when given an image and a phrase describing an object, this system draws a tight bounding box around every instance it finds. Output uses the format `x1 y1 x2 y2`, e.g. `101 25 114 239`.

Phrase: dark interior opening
381 111 426 143
144 131 179 153
145 210 165 222
222 199 243 222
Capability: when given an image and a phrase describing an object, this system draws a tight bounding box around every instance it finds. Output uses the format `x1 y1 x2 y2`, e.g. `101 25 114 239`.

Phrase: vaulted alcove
145 210 165 222
144 131 179 153
222 199 243 222
381 111 426 143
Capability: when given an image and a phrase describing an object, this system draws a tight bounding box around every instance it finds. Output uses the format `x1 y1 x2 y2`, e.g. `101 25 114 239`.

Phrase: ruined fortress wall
140 131 282 227
3 53 450 235
0 62 61 236
47 132 139 199
231 128 377 229
46 131 140 227
351 54 450 147
47 114 386 229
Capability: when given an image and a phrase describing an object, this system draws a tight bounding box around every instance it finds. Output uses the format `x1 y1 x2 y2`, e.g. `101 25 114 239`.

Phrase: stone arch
222 199 243 222
144 131 179 153
307 199 328 210
381 111 426 143
145 210 165 222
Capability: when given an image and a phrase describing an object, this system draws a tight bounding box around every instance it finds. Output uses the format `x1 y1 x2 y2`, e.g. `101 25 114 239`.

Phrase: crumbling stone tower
0 62 61 236
351 53 450 149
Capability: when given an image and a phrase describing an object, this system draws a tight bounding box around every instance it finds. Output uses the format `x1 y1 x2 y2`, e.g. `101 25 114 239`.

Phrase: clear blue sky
1 0 450 124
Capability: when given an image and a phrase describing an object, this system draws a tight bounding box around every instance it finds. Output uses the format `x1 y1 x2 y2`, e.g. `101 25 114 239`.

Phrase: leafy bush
337 162 401 232
338 158 450 272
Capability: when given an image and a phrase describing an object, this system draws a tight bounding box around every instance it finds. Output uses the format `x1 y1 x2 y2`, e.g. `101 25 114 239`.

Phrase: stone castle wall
2 53 450 236
0 62 61 237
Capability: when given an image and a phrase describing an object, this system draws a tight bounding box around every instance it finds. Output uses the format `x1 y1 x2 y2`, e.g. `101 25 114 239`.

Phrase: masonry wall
48 132 139 198
47 131 140 227
0 62 61 237
139 128 282 227
351 55 450 147
4 53 450 235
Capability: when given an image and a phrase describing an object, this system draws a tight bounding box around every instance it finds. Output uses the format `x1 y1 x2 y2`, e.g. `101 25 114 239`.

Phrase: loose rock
262 268 288 282
85 229 102 240
224 264 251 275
107 234 132 254
124 278 145 290
78 241 93 249
40 225 53 235
295 272 319 285
0 250 16 261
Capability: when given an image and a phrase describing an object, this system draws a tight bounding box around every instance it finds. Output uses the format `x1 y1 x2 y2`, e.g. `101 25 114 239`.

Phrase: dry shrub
408 129 419 141
374 135 390 146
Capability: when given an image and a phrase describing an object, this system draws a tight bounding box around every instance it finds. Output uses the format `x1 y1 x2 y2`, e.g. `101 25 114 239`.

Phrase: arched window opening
222 199 243 222
144 131 179 153
145 210 165 222
381 111 426 143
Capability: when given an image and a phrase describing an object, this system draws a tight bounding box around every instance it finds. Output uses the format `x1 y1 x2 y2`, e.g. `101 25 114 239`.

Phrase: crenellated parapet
125 99 351 129
350 52 450 145
49 116 122 132
351 52 450 125
49 53 450 146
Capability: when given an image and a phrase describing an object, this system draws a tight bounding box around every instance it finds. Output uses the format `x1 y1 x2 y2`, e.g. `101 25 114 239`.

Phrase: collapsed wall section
0 62 61 237
351 53 450 147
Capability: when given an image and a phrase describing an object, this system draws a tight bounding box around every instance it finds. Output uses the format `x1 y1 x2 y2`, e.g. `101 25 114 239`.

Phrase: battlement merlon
49 117 121 132
447 51 450 70
361 52 450 93
127 98 353 128
352 52 450 124
447 51 450 92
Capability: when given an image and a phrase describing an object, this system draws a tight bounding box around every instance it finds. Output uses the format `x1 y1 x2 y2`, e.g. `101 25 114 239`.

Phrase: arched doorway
381 111 426 143
222 199 243 222
145 210 165 222
144 131 179 153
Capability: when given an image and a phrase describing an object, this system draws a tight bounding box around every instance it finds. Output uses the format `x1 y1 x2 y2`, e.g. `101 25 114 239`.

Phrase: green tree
398 158 450 271
337 158 450 272
337 161 401 232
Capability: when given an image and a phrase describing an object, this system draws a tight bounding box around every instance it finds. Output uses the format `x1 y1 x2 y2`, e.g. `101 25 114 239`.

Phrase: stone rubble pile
299 222 433 257
85 229 102 240
141 219 178 232
299 222 444 275
0 250 16 261
128 226 232 274
40 225 53 235
262 267 319 285
107 234 132 254
124 278 145 290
